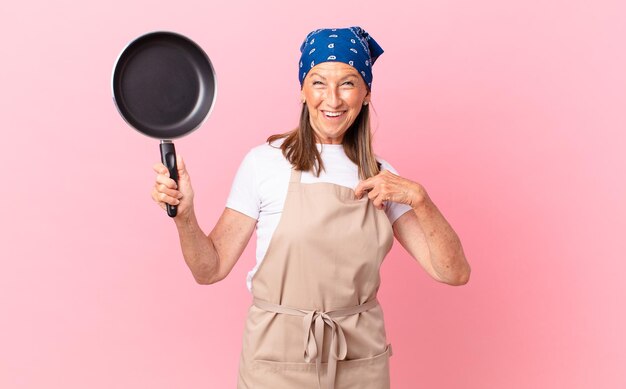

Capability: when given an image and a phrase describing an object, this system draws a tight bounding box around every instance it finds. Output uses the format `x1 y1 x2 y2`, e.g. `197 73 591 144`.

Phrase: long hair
267 103 380 179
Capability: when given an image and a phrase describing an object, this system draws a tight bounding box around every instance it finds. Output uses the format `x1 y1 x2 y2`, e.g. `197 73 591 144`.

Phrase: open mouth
323 111 346 119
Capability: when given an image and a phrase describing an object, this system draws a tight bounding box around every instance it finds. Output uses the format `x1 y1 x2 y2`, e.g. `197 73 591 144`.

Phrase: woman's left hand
354 170 427 210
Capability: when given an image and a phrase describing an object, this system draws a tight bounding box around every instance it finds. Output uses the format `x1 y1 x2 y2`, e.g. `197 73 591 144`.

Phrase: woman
152 26 470 389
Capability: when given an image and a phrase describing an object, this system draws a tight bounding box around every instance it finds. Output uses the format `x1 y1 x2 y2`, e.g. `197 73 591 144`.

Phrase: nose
324 87 341 108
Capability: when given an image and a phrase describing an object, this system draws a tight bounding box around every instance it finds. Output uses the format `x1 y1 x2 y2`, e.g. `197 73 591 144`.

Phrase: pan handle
160 141 178 218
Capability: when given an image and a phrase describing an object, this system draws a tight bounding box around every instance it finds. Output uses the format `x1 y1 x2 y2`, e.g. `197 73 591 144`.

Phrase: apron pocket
248 359 317 389
336 344 391 389
250 344 392 389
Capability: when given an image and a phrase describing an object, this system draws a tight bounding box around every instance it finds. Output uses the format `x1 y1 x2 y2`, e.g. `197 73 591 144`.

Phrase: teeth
325 111 343 117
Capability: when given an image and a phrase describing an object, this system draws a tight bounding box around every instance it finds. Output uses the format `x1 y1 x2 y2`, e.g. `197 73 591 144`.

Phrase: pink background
1 0 624 388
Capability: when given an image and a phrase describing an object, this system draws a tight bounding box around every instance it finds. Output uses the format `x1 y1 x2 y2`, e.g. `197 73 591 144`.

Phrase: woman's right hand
151 155 195 218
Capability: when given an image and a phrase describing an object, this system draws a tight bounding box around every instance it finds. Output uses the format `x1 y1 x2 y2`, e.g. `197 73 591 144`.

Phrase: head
300 61 370 144
297 27 383 145
267 26 384 178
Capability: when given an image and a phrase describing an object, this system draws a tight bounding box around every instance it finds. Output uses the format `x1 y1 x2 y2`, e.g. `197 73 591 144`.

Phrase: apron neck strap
289 168 302 183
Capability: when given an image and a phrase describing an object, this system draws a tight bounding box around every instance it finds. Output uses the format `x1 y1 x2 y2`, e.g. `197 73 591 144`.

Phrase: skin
151 61 470 286
300 62 369 144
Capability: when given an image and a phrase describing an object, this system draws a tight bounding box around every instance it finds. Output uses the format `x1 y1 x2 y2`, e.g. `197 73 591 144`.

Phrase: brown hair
267 103 380 179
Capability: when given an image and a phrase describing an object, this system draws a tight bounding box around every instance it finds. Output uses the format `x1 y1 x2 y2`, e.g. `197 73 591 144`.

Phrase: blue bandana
298 26 384 89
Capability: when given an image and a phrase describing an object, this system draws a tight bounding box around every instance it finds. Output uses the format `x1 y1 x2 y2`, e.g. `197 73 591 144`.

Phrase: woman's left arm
355 170 471 286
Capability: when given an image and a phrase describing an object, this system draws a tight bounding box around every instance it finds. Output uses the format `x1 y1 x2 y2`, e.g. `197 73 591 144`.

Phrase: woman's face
301 62 370 144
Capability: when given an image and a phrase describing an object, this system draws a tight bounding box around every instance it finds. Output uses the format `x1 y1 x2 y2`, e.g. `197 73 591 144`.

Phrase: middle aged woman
152 26 471 389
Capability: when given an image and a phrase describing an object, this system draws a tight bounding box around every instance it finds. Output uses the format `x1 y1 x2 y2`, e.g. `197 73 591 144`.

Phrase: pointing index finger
354 178 374 199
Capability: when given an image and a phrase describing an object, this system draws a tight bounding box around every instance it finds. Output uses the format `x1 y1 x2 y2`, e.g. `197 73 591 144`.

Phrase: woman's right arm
152 156 257 285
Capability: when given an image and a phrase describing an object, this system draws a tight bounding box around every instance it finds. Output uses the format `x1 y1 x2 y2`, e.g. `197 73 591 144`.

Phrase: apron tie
254 298 379 389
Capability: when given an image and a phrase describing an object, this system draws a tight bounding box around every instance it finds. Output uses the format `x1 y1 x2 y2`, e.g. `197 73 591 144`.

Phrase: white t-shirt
226 139 412 292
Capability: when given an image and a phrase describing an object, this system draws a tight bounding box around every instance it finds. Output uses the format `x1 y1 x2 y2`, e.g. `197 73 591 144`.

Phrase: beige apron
237 168 394 389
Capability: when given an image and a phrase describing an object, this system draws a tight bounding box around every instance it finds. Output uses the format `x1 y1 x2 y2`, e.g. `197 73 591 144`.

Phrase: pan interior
113 33 215 139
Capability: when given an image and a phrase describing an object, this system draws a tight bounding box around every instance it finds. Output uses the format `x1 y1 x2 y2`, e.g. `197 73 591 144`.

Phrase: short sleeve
226 149 260 220
379 158 413 225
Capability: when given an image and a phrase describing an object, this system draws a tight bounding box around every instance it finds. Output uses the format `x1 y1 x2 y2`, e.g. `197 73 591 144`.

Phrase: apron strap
253 298 379 389
289 168 302 183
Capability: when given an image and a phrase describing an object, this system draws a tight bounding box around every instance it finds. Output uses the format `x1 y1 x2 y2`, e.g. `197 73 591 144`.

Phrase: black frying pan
112 31 217 217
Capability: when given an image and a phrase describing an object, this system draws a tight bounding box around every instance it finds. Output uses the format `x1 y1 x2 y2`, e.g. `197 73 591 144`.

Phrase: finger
152 190 169 210
367 187 380 201
151 189 159 203
156 174 177 189
153 192 166 207
158 192 181 206
354 178 375 198
372 193 387 210
177 155 188 178
156 184 183 199
153 162 169 176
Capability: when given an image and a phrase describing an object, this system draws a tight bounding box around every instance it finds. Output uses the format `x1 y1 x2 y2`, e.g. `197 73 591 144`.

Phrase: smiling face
301 62 370 144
